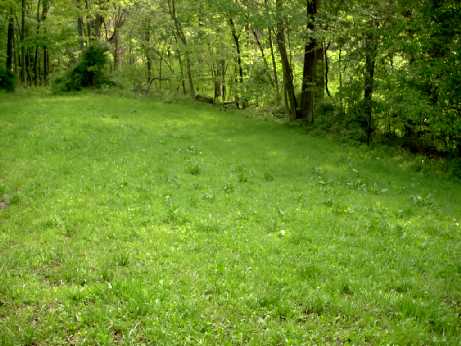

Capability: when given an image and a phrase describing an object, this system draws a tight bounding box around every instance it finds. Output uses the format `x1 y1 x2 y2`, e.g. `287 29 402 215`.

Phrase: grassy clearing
0 93 460 345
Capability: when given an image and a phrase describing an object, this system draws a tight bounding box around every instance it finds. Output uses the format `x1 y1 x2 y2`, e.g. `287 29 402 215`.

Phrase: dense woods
0 0 460 156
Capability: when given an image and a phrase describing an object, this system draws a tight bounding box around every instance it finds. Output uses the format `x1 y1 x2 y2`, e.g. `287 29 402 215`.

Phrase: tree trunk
251 28 274 86
339 47 343 111
275 0 297 119
145 28 152 85
43 47 48 83
168 0 195 97
77 0 84 49
300 0 320 123
85 0 91 43
264 0 280 101
228 16 245 108
20 0 26 83
6 9 14 72
324 42 331 97
41 0 49 84
34 0 41 86
175 44 187 95
268 28 280 100
113 30 119 71
364 28 377 145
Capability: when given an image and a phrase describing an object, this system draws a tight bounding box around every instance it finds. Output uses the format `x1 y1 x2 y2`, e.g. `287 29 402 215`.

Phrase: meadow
0 93 460 345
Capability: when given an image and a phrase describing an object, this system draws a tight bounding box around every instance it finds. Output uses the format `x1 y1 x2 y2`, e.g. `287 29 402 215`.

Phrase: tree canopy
1 0 460 155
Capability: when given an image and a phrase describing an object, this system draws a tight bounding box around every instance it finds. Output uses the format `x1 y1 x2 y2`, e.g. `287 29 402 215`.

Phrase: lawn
0 93 460 345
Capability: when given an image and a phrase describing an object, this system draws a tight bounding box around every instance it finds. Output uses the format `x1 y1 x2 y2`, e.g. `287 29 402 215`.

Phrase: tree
300 0 320 123
275 0 297 119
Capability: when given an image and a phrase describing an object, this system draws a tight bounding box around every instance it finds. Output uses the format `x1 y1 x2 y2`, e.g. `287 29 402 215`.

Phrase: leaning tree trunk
275 0 297 120
228 17 245 109
251 28 274 87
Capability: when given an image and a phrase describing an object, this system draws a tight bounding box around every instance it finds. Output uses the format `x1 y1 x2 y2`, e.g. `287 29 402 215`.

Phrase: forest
1 0 460 155
0 0 461 345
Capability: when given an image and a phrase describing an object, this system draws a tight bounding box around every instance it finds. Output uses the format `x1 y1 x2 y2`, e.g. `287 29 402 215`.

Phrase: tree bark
324 42 331 97
251 27 274 87
6 9 14 72
168 0 195 97
20 0 26 83
264 0 280 101
76 0 85 49
41 0 49 84
300 0 320 123
275 0 297 119
34 0 42 86
228 16 245 108
364 28 377 145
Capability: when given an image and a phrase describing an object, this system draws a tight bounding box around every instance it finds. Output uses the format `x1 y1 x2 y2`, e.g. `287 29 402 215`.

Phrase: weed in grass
263 172 274 181
185 162 201 175
223 182 234 193
114 253 130 267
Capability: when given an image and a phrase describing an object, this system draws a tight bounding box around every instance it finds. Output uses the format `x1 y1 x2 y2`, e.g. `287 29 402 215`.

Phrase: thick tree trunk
275 0 297 119
300 0 320 123
6 9 14 72
364 29 377 145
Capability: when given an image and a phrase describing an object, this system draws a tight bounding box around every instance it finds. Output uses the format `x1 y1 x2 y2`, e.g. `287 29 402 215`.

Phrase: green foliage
52 43 112 92
0 67 15 92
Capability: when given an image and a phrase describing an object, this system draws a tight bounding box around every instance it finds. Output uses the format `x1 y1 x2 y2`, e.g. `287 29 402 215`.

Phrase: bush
0 67 16 92
53 43 112 92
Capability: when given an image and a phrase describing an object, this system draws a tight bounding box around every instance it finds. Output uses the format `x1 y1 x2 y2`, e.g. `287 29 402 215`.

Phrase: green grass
0 92 460 345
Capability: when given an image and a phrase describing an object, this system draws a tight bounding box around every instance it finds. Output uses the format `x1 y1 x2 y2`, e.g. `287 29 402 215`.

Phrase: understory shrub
0 67 16 92
53 43 112 92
